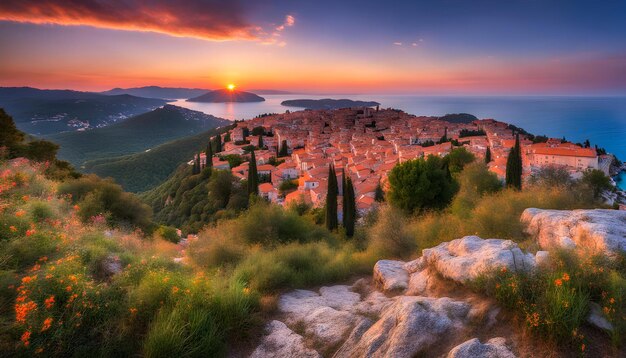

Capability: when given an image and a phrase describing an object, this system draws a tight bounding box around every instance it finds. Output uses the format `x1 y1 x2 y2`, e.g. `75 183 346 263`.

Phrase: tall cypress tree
215 135 222 153
247 150 259 196
505 134 522 189
343 175 356 237
258 134 264 149
485 147 492 163
374 180 385 202
279 140 288 157
205 142 213 170
193 153 201 174
325 164 338 231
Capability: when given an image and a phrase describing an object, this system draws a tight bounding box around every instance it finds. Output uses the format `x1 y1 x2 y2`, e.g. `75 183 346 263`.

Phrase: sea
171 95 626 190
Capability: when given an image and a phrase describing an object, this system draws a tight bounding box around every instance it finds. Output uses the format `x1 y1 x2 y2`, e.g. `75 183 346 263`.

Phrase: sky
0 0 625 94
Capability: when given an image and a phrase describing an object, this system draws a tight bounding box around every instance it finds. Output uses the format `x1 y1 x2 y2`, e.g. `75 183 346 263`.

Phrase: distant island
281 98 380 110
187 89 265 103
101 86 210 99
436 113 478 124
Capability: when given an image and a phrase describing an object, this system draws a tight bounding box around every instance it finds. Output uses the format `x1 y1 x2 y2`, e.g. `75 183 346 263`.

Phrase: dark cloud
0 0 262 40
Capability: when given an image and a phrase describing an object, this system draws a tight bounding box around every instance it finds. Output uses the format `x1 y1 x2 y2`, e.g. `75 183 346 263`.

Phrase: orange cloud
0 0 263 41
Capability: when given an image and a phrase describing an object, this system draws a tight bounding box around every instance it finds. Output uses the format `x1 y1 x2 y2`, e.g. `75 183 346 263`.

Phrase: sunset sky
1 0 625 94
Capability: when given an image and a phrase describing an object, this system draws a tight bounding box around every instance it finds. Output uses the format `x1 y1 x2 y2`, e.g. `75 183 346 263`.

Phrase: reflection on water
170 95 626 161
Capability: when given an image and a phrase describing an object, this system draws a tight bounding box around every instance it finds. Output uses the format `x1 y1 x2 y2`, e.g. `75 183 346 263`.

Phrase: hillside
437 113 478 124
281 98 380 110
49 105 229 167
82 123 235 192
187 89 265 103
101 86 210 99
0 87 167 135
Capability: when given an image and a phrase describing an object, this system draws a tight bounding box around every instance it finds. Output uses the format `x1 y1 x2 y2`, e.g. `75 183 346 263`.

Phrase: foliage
156 226 180 243
342 175 356 237
529 165 572 188
325 164 338 230
459 128 486 137
582 169 613 198
366 205 416 259
278 179 298 196
505 134 522 189
247 150 258 196
387 155 458 213
485 146 491 163
444 147 475 173
83 124 235 193
58 175 153 231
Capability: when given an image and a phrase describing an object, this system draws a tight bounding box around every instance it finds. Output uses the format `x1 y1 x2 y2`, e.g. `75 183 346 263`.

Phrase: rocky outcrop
419 236 536 284
446 337 516 358
250 320 320 358
373 260 409 292
335 296 471 358
521 208 626 256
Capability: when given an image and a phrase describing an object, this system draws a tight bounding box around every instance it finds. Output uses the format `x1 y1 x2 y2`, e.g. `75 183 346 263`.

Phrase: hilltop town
195 107 615 213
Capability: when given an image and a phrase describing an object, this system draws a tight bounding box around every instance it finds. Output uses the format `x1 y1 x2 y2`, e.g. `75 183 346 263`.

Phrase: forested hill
49 105 229 167
82 124 235 193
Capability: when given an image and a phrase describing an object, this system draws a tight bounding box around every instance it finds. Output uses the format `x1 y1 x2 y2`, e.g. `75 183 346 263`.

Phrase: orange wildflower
581 344 585 352
26 229 36 236
562 273 570 281
15 301 37 323
609 297 615 304
172 286 179 294
9 225 17 232
41 317 53 331
15 210 26 217
65 286 72 292
44 296 55 309
35 347 43 354
129 307 138 315
20 331 31 346
554 278 563 287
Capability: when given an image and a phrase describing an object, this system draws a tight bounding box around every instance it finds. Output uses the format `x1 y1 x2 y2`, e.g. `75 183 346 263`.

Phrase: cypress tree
215 135 222 153
325 164 338 231
505 134 522 189
223 132 231 142
193 153 201 174
247 150 259 196
279 140 288 157
485 147 492 163
205 142 213 169
343 175 356 237
258 134 264 149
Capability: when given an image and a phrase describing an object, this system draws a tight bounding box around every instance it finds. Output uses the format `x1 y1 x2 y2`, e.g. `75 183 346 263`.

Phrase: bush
582 169 613 198
156 226 179 243
366 205 416 259
387 155 458 213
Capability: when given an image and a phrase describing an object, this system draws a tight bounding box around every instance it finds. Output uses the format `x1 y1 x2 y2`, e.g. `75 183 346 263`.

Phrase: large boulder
421 236 536 284
335 296 471 358
446 337 516 358
521 208 626 257
373 260 409 293
250 320 320 358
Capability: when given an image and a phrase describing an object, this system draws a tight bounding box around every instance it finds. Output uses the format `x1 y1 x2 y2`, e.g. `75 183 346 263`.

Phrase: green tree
205 142 213 170
582 169 612 199
438 127 448 144
247 150 259 196
25 140 59 162
278 140 289 157
342 175 356 237
223 132 231 142
192 153 201 174
212 135 222 153
485 147 492 163
444 147 475 173
0 108 25 156
325 164 338 230
258 134 264 149
505 134 522 190
387 155 458 213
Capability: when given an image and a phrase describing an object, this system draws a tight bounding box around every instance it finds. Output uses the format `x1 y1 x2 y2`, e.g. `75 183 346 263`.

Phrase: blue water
172 95 626 189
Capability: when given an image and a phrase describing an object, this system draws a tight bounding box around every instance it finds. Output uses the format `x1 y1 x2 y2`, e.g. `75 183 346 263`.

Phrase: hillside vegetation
83 123 235 193
50 105 229 167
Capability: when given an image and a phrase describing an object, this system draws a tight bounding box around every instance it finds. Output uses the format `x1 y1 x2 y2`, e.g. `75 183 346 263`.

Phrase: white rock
335 296 471 358
250 320 320 358
446 337 516 358
587 302 613 332
302 306 357 349
535 251 550 267
521 208 626 256
373 260 409 293
421 236 536 284
403 256 424 273
406 269 433 296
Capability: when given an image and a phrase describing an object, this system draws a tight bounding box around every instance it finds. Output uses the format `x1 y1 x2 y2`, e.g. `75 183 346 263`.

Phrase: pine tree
247 150 259 196
193 153 201 174
343 175 356 237
505 134 522 189
485 146 492 163
279 140 288 157
258 134 264 149
205 142 213 170
325 164 338 231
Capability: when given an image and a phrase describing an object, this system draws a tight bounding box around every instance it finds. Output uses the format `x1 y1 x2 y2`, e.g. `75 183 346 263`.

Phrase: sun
227 84 236 91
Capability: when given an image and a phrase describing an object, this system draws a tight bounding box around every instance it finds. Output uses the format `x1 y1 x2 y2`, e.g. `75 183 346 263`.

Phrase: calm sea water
171 95 626 189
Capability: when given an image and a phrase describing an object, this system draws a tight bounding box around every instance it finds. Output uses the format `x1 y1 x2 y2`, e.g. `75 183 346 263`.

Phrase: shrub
366 205 416 259
156 226 179 243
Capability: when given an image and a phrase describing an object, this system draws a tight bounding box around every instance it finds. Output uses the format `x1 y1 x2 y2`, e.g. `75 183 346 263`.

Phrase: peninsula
281 98 380 110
